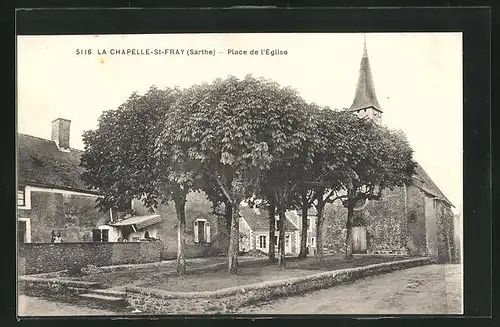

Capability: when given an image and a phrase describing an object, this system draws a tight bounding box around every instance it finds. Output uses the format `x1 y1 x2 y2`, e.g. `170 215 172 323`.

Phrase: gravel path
17 295 120 317
239 264 463 315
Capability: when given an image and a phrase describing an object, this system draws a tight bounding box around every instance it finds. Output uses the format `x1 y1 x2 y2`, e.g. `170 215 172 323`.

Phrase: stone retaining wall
19 241 162 275
18 275 102 301
125 257 431 314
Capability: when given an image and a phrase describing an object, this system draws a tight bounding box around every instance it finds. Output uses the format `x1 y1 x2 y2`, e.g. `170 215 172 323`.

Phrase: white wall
98 224 159 242
254 232 293 254
127 225 159 242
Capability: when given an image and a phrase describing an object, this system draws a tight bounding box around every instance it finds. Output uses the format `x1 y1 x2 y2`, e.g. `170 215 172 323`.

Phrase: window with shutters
92 228 109 242
259 235 267 249
194 219 210 243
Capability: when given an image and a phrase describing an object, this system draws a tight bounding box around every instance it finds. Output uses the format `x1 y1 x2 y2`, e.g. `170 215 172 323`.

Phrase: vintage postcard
17 32 463 316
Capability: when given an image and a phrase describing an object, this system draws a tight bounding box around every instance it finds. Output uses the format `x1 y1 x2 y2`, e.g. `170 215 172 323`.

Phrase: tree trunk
174 196 187 276
345 201 354 259
268 196 276 262
224 202 232 240
277 202 286 269
227 203 240 274
298 191 309 258
315 202 325 263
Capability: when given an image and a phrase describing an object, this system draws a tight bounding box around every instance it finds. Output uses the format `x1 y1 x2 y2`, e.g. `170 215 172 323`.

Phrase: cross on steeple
363 33 367 57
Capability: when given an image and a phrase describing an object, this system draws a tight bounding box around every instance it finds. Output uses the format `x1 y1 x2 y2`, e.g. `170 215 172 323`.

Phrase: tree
165 75 312 273
289 108 415 263
299 108 346 262
260 100 313 268
80 86 194 275
334 118 416 259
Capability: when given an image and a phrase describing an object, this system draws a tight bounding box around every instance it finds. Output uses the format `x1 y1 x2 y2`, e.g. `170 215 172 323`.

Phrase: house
323 39 458 263
17 118 110 243
96 214 162 242
238 205 300 254
128 192 226 257
303 208 319 254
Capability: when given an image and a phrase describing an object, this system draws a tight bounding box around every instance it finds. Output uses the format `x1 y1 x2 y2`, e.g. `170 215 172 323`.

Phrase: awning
109 214 161 230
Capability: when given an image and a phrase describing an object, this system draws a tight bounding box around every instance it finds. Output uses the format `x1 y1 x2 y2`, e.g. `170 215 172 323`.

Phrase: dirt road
239 264 462 315
17 295 119 317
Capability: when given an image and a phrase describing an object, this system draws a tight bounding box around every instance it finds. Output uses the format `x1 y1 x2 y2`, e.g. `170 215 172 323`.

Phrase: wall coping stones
18 275 103 289
125 257 430 300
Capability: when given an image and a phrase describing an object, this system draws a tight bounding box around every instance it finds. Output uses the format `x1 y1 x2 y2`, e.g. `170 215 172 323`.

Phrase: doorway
18 218 31 243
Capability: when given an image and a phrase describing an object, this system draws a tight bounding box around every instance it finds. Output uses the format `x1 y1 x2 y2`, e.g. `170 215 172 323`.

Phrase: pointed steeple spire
348 35 383 113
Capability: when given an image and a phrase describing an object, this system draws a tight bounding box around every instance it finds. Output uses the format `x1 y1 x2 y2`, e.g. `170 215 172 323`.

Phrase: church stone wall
436 202 456 263
406 184 427 256
363 187 406 253
424 196 439 260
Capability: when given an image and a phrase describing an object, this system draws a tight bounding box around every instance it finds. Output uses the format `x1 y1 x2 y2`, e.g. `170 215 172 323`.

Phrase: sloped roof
239 206 298 232
17 133 98 194
348 42 383 113
109 214 161 230
412 162 454 207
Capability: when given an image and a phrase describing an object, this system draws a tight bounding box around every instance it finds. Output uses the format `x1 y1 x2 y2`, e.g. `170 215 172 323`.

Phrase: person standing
54 232 62 243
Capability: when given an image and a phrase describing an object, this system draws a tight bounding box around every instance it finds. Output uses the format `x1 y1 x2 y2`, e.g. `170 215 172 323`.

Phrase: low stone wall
19 241 162 275
125 257 431 314
18 275 102 301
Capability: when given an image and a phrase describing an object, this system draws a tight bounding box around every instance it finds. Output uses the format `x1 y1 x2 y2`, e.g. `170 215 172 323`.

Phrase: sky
16 33 463 213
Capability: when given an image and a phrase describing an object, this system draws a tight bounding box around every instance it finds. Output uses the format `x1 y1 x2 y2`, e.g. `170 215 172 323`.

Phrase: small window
311 237 316 247
259 235 267 249
285 235 290 247
17 188 25 207
307 218 312 232
408 212 417 224
274 235 278 245
101 229 109 242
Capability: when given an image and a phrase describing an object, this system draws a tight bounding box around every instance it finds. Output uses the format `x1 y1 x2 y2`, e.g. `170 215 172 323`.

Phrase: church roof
348 40 383 113
412 162 454 208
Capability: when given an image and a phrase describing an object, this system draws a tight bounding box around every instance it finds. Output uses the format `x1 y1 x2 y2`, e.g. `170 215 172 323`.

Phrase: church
323 39 459 264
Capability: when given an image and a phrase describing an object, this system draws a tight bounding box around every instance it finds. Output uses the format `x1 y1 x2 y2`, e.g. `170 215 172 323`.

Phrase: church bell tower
348 35 383 124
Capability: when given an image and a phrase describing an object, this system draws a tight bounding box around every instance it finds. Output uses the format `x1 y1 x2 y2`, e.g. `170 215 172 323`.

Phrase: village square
17 33 463 316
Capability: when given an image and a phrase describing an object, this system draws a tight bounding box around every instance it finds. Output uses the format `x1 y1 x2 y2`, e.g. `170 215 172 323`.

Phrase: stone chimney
51 118 71 151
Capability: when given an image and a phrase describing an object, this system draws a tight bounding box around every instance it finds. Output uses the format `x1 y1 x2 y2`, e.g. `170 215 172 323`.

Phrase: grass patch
61 255 411 291
138 266 320 292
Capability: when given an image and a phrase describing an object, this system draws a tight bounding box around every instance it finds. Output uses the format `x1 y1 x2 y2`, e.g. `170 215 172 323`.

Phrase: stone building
17 118 109 243
17 118 225 259
324 39 458 263
238 205 300 255
129 192 225 258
